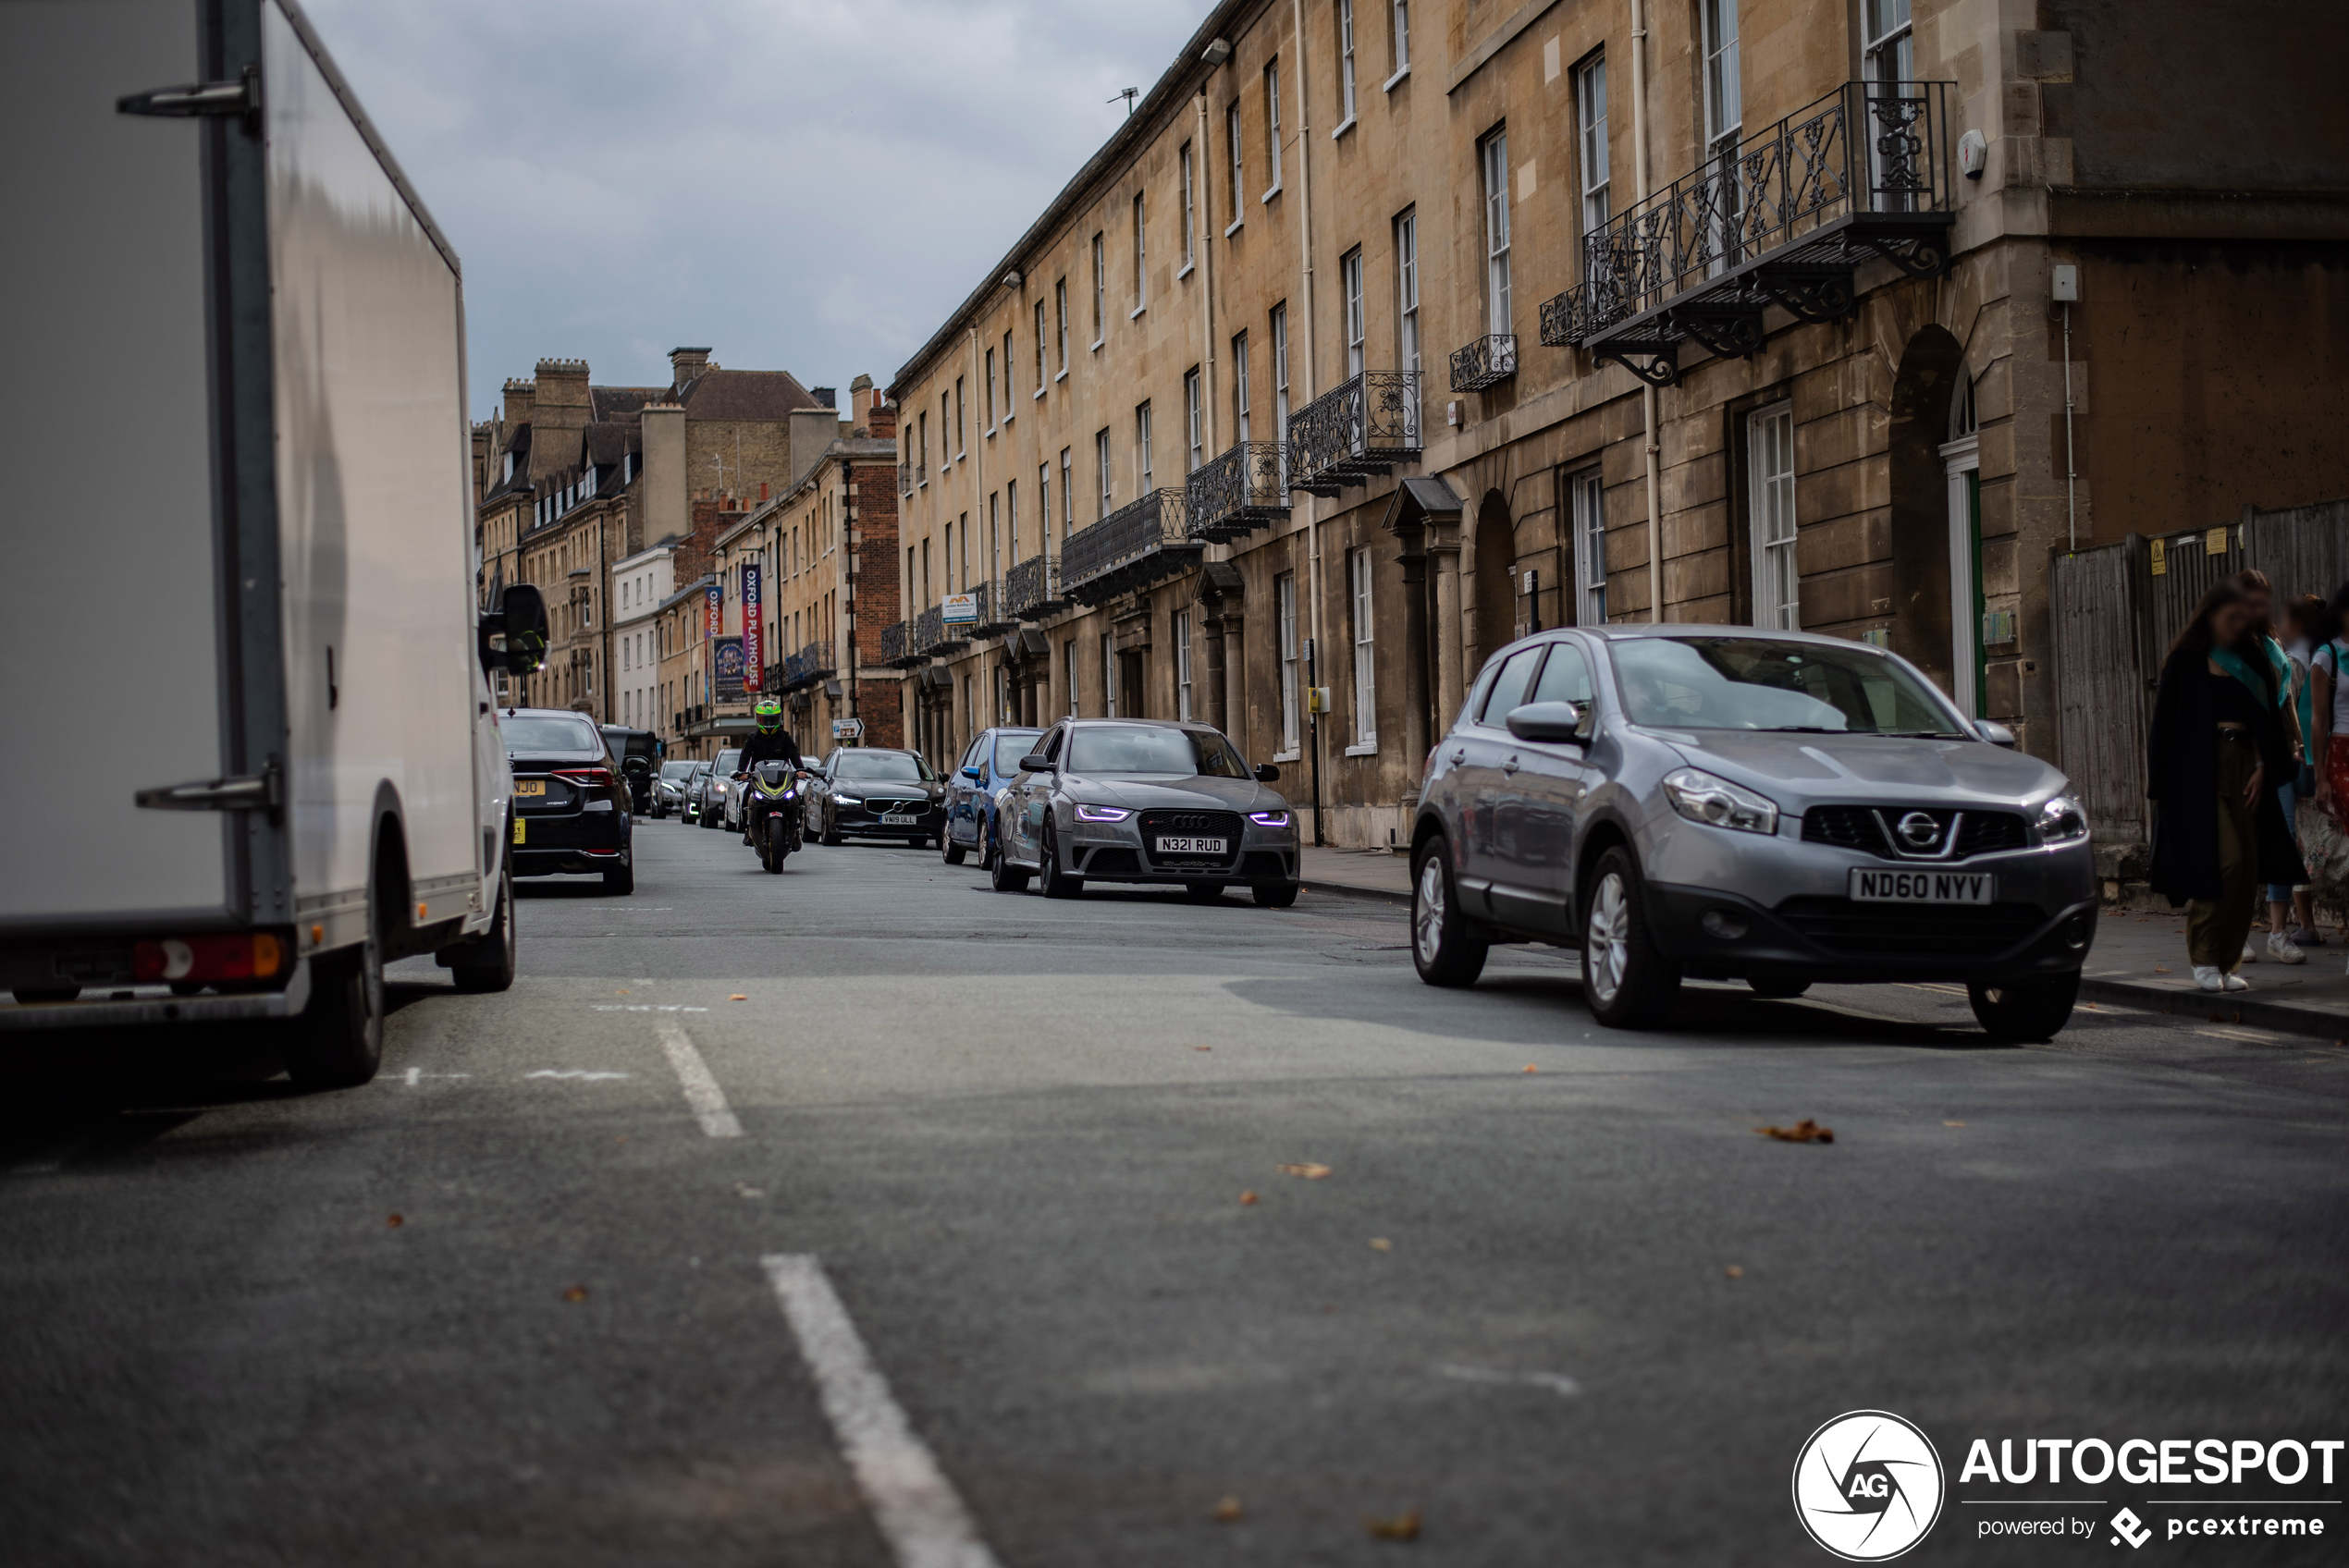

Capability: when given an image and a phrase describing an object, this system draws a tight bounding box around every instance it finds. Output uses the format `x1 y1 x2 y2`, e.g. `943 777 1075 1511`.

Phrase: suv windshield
835 751 935 782
503 716 603 753
1068 726 1250 778
714 749 742 773
659 761 697 780
1611 637 1966 736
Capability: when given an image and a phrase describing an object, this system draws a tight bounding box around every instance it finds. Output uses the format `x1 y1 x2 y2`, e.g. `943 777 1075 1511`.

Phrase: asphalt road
5 821 2347 1566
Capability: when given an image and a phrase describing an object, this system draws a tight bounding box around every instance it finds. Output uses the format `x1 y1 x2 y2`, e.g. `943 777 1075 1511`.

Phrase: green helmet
754 696 784 732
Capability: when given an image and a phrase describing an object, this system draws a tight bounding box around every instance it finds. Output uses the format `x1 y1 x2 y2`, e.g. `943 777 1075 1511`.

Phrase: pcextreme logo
1793 1411 1948 1561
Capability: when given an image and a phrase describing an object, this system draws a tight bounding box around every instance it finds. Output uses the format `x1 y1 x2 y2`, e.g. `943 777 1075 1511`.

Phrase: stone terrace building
470 347 833 741
885 0 2347 847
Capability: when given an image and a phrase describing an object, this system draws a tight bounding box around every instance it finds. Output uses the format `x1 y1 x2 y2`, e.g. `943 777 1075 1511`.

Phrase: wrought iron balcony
1287 371 1422 498
1185 440 1291 543
898 461 913 496
880 619 918 668
782 639 835 689
1540 79 1956 386
961 579 1015 636
1004 553 1065 619
1061 488 1203 606
917 601 969 657
1448 335 1518 393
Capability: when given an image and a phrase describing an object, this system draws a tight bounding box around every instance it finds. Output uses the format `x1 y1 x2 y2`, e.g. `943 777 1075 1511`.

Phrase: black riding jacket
736 728 804 774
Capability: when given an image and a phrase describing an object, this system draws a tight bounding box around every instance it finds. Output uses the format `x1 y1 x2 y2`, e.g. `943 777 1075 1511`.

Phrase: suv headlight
1661 767 1780 836
2037 793 2088 843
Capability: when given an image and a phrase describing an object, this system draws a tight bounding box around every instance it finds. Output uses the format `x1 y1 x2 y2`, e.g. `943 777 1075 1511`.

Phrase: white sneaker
2267 933 2307 964
2193 965 2226 991
2241 944 2259 963
2224 973 2251 992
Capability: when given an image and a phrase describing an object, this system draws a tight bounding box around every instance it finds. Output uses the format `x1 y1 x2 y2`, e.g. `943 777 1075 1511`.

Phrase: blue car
941 726 1044 869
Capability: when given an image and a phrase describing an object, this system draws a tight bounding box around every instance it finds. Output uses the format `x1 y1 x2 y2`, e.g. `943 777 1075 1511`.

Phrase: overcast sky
301 0 1217 419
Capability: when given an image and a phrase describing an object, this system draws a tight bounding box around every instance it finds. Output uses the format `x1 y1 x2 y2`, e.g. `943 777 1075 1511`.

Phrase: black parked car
600 725 661 815
505 708 633 893
805 748 945 848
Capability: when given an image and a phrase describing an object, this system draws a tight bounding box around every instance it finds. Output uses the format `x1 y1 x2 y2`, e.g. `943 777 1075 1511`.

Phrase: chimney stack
669 346 714 390
809 386 838 409
851 374 892 439
502 376 536 427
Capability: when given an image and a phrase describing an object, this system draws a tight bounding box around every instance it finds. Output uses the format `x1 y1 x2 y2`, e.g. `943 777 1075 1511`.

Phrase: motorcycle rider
734 696 805 844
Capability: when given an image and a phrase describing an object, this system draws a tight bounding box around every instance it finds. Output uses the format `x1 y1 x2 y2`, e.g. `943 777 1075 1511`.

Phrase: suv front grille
1777 896 2043 959
1138 809 1242 868
1802 806 2028 861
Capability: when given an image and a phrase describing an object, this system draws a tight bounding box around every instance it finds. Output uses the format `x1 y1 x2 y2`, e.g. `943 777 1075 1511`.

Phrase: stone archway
1467 489 1516 677
1888 325 1967 695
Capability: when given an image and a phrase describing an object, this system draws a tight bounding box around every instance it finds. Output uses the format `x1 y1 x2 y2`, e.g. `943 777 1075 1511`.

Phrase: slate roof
677 368 820 422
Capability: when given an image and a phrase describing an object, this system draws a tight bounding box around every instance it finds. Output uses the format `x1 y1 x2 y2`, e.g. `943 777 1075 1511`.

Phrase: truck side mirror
481 583 550 675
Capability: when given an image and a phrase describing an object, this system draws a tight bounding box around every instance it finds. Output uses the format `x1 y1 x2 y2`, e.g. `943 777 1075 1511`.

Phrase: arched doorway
1887 326 1968 701
1468 489 1515 675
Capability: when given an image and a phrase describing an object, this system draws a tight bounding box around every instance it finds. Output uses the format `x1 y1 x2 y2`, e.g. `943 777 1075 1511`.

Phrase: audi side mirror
1254 763 1280 782
961 766 983 781
1975 720 2019 749
1019 753 1053 773
1506 701 1587 744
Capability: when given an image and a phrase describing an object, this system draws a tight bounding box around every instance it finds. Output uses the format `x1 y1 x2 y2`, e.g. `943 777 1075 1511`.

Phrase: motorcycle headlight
1074 802 1133 823
2037 793 2088 844
1661 767 1780 836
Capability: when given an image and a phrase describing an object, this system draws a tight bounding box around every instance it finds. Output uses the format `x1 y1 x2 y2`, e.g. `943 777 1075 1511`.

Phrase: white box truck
0 0 551 1085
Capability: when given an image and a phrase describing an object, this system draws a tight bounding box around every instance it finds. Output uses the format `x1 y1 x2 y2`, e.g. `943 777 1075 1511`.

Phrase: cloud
299 0 1217 415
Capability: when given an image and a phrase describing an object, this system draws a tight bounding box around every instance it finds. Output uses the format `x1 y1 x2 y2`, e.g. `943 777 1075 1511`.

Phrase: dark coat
2146 646 2302 904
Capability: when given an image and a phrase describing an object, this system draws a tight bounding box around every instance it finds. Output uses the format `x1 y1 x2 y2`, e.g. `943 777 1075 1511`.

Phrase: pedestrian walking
2314 587 2349 831
2232 570 2308 965
2277 593 2328 948
2146 580 2303 992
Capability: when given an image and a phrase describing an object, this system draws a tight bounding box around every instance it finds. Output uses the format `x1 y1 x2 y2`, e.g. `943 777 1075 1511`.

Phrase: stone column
1221 613 1248 756
1200 617 1228 732
1428 519 1464 733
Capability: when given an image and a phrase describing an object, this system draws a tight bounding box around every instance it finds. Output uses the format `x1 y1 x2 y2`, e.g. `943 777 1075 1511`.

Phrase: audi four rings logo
1896 811 1943 850
1794 1411 1947 1561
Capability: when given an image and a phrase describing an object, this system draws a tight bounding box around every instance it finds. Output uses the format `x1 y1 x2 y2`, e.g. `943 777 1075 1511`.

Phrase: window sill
1089 338 1105 354
1128 304 1147 321
984 425 997 439
1382 64 1410 92
1260 182 1283 204
1344 741 1379 757
1176 262 1195 281
1002 410 1014 424
1033 386 1047 400
1224 217 1245 239
1272 749 1301 764
1054 369 1068 384
1329 115 1357 141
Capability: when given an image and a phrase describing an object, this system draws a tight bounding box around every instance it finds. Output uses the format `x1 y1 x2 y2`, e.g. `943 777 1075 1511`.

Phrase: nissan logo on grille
1896 811 1943 851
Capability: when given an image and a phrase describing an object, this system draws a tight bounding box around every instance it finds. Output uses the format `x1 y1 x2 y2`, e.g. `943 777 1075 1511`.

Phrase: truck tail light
131 931 288 983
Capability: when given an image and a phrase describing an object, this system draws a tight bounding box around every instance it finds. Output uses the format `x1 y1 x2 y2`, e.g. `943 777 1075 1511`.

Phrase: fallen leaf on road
615 1134 628 1144
1523 1064 1538 1073
616 988 630 995
1724 1265 1743 1278
386 1214 404 1228
2154 965 2171 974
735 1182 766 1199
1238 1190 1259 1207
1192 1045 1212 1051
1365 1508 1422 1541
1756 1120 1834 1144
1212 1495 1244 1523
1370 1237 1393 1252
1943 1120 1967 1128
562 1286 589 1303
729 993 748 1001
1277 1162 1332 1179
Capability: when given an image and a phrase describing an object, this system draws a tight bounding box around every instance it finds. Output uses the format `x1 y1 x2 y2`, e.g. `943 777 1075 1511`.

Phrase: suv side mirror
961 766 983 781
1254 763 1280 782
481 583 550 675
1506 701 1587 744
1975 720 2019 749
1019 753 1053 773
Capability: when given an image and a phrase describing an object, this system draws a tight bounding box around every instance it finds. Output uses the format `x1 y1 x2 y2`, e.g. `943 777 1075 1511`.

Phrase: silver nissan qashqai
993 718 1303 905
1408 626 2097 1040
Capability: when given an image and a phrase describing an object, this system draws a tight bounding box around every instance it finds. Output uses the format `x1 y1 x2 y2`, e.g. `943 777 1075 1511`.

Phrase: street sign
941 593 978 625
740 563 763 690
831 717 864 740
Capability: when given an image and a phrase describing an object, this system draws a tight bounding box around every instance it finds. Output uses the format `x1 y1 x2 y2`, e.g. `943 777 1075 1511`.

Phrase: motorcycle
741 763 806 873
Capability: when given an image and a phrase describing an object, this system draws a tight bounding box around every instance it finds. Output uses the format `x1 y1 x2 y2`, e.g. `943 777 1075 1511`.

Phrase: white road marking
525 1070 633 1081
594 1004 709 1013
657 1018 742 1138
762 1254 1002 1568
1433 1363 1582 1396
405 1066 419 1086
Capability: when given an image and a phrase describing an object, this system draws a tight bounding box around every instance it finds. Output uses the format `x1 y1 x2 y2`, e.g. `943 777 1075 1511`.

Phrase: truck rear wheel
284 934 384 1090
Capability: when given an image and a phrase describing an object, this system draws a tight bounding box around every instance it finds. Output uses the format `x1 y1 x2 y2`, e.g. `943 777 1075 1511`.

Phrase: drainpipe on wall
1631 0 1664 623
1199 89 1217 453
1290 0 1326 844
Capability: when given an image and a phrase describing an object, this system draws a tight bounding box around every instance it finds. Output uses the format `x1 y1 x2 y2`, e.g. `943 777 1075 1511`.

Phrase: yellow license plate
511 816 526 844
515 779 547 796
